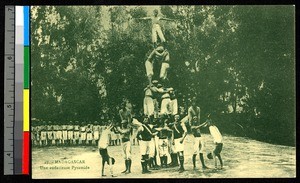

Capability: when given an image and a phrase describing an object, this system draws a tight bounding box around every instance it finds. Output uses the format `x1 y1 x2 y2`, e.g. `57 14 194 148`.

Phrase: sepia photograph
30 5 295 179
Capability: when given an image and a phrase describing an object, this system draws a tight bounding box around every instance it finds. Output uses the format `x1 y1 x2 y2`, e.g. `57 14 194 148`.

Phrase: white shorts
170 99 178 115
87 133 93 141
153 99 159 118
52 131 57 140
152 24 166 43
122 141 132 160
159 139 169 157
160 62 170 80
168 138 176 154
145 60 153 77
41 131 47 140
93 131 99 140
74 131 80 140
174 138 184 153
68 131 73 140
193 137 205 154
144 96 154 116
56 131 62 140
160 98 171 115
47 131 53 140
131 128 138 139
149 138 156 158
110 132 117 140
154 136 159 155
63 131 68 140
80 132 86 140
139 140 150 155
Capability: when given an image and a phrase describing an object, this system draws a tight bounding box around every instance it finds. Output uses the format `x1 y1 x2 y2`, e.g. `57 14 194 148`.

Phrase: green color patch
24 46 30 89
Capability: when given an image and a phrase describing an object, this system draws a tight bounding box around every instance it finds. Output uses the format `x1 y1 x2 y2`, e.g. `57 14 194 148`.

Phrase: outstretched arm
116 127 129 134
199 122 207 128
160 17 176 21
192 122 207 129
135 17 152 20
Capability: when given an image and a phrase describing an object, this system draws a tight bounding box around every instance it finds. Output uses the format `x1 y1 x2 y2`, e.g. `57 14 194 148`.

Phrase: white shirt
98 129 111 149
209 125 222 143
145 87 153 96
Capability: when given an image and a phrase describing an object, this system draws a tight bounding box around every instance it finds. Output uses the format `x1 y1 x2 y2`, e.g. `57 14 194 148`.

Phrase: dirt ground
32 134 296 179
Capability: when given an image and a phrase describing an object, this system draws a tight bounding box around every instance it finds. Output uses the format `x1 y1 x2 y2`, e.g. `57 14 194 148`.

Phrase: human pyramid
98 9 224 177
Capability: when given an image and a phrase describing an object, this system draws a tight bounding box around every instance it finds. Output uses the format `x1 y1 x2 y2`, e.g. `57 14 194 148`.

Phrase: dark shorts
214 143 223 155
122 138 130 143
99 148 109 163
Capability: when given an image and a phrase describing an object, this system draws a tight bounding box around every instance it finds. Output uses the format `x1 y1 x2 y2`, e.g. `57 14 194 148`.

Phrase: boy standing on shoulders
205 114 223 169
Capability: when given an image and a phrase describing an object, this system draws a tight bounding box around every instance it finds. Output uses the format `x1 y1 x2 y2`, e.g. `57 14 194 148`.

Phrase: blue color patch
24 6 29 46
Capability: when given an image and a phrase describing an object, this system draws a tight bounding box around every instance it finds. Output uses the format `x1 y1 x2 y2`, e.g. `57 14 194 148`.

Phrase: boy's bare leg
109 158 116 177
101 159 106 176
213 153 218 169
217 154 223 169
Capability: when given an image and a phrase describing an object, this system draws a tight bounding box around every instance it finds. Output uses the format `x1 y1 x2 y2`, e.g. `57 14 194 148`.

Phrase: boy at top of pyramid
136 9 175 48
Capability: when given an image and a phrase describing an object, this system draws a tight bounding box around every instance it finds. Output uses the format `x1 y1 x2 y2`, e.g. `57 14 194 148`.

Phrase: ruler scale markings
4 6 15 175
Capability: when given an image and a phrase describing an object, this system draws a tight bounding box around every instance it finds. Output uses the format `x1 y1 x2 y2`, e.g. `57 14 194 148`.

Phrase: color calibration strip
4 5 29 176
15 6 30 175
23 6 30 175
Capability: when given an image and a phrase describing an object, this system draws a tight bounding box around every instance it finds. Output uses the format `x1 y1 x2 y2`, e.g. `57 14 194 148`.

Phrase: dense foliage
31 6 295 146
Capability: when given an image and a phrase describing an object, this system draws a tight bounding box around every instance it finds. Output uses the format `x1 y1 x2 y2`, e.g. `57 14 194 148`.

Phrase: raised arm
119 110 124 121
180 122 188 143
188 107 193 124
197 107 201 123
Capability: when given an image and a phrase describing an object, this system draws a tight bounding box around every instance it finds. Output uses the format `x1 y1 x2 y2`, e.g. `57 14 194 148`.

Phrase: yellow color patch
23 89 29 131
